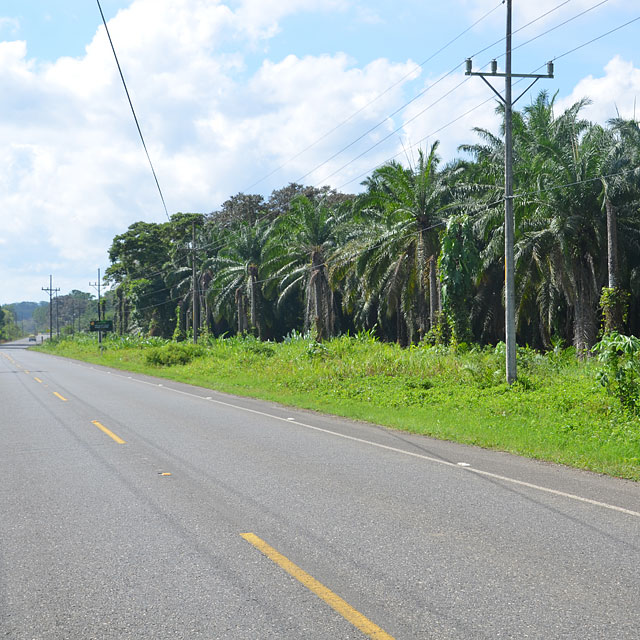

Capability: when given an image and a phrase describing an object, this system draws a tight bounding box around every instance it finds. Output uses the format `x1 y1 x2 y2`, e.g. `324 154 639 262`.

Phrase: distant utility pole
465 0 554 385
90 268 103 345
42 275 60 342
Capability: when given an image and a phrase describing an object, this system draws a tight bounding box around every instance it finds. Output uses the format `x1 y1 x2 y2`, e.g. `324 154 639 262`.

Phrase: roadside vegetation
28 92 640 481
37 332 640 481
0 305 22 342
95 94 640 353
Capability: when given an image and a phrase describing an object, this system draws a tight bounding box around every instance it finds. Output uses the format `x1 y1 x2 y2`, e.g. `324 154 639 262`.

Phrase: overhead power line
96 0 170 221
332 6 633 193
241 1 505 194
552 14 640 62
291 0 587 188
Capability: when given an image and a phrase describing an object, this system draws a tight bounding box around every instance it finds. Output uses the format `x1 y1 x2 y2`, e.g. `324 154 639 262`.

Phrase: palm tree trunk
236 288 248 334
573 271 597 355
416 232 428 341
603 197 627 333
606 198 618 289
429 256 438 332
311 251 331 340
248 266 261 338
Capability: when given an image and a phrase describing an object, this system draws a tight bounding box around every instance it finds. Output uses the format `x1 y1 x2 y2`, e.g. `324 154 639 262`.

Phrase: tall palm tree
265 196 341 340
599 118 640 332
351 143 454 343
520 94 606 352
465 92 609 352
207 221 271 338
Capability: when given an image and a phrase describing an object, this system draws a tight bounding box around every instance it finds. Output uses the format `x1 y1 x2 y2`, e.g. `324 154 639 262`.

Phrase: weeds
37 333 640 480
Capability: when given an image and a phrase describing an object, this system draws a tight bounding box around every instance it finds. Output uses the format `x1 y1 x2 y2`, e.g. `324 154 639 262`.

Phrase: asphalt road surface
1 341 638 639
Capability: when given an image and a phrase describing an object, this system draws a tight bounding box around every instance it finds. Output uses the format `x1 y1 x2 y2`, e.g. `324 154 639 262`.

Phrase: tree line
7 293 108 338
104 92 640 352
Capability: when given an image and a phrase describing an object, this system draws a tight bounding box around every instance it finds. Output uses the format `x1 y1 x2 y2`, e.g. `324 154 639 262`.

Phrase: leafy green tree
211 193 268 228
267 183 353 219
0 306 20 341
439 215 480 344
106 221 174 336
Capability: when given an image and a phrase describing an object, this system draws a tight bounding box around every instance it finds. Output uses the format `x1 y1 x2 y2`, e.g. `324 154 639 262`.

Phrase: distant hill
6 301 48 320
4 301 48 333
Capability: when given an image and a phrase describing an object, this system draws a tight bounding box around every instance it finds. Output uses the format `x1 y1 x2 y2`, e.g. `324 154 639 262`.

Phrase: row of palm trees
107 92 640 351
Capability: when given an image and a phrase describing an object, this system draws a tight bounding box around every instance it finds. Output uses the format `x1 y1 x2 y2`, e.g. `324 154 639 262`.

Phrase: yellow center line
34 377 43 383
240 533 395 640
91 420 126 444
53 392 68 402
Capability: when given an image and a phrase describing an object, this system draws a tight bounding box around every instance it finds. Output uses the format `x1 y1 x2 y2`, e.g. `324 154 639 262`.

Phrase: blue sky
1 0 639 304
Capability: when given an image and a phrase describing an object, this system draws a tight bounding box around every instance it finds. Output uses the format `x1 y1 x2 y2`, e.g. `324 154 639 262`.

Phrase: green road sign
89 320 113 332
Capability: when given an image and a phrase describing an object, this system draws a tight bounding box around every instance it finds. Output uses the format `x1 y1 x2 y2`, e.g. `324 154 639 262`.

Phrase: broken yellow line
91 420 126 444
240 533 394 640
53 392 68 402
34 377 43 383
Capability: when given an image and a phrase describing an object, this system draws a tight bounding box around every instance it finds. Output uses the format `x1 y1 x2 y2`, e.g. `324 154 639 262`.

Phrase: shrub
144 342 205 366
592 332 640 415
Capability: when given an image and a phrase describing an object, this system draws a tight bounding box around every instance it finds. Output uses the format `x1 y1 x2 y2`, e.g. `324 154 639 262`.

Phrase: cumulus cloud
398 71 500 164
557 56 640 122
0 0 422 300
1 0 638 302
233 0 348 41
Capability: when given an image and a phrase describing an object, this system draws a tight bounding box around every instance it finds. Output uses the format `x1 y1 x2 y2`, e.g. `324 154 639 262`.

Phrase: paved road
1 343 638 639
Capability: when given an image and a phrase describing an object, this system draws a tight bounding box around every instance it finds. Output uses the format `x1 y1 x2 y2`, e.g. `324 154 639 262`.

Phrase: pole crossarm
466 71 554 80
465 61 553 107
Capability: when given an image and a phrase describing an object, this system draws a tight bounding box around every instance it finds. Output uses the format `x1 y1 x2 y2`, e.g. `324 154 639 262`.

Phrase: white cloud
0 17 19 34
3 0 637 303
354 5 383 25
399 72 500 164
233 0 349 40
557 56 640 122
0 0 423 302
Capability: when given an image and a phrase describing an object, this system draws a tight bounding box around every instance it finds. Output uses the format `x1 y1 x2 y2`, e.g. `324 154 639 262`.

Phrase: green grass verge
36 333 640 481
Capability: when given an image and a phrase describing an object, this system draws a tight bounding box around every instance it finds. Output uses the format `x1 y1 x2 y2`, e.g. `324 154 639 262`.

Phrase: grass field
37 332 640 481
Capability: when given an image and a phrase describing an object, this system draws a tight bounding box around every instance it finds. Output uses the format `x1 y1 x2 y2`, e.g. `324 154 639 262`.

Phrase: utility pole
42 275 60 342
192 221 198 344
90 268 103 345
465 0 553 384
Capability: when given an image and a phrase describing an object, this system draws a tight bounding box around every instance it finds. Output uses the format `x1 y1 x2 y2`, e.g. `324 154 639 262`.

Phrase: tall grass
36 333 640 480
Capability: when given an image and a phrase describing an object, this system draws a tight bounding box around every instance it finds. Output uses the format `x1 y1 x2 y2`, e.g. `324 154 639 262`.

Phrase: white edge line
88 365 640 519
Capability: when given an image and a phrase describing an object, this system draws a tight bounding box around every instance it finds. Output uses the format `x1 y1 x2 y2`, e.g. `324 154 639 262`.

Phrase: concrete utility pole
192 221 198 345
465 0 554 384
90 268 103 345
42 275 60 342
